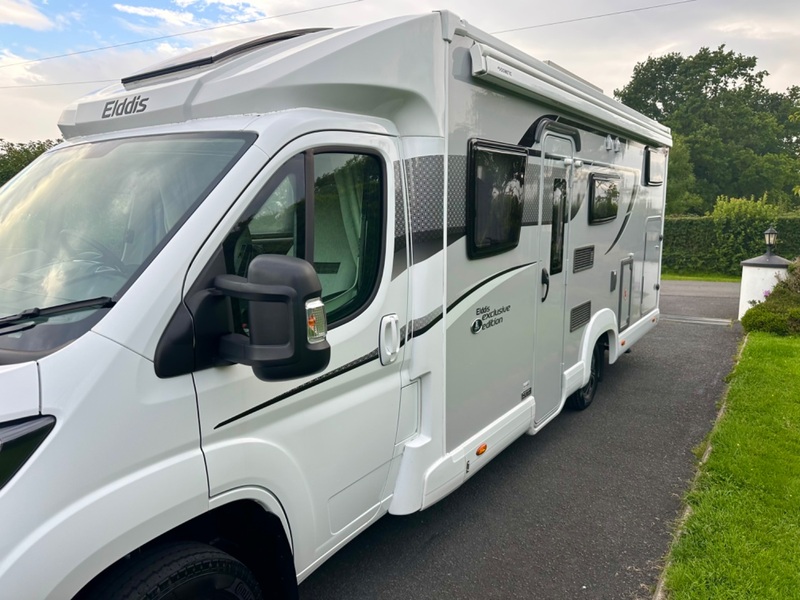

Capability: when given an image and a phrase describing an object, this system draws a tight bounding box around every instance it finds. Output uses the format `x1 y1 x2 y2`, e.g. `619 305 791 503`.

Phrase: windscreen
0 132 253 357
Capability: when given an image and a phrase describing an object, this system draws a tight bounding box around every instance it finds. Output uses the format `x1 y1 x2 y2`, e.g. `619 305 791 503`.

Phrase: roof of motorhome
121 28 331 85
57 11 670 147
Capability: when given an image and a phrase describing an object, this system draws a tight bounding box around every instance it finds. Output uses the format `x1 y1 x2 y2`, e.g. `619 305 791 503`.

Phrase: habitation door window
549 177 567 274
223 149 384 327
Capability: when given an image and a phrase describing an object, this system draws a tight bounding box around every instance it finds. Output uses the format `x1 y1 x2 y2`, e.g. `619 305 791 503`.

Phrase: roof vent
122 28 330 85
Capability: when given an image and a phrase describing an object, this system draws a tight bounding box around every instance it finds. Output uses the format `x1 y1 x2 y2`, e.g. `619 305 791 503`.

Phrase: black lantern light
764 226 778 255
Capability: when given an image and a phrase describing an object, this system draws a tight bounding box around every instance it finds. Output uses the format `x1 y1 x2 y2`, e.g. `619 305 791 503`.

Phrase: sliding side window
589 173 621 225
467 141 526 259
223 150 384 327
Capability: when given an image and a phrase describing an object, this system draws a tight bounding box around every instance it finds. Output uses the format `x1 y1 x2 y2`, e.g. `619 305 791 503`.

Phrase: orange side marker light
476 443 488 456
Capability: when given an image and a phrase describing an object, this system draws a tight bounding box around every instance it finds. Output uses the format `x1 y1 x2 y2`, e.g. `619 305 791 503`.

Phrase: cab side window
223 149 384 327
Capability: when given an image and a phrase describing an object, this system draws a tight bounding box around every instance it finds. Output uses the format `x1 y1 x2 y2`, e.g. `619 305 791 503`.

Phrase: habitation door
641 216 662 315
190 131 409 574
533 134 574 426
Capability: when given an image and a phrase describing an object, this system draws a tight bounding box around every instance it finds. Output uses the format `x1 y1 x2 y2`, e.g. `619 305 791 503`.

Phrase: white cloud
0 42 185 142
113 4 199 28
54 10 84 30
1 0 800 143
714 21 795 41
0 0 54 31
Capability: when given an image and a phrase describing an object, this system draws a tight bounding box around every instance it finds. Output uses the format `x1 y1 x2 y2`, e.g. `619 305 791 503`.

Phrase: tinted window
223 150 383 327
589 174 621 224
550 178 567 274
468 143 526 259
0 132 252 356
645 148 666 186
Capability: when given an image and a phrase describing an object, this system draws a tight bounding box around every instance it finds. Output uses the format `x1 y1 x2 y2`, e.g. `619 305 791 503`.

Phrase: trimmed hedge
664 213 800 276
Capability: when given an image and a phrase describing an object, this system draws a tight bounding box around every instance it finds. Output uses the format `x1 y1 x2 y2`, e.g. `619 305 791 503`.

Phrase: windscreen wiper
0 296 115 328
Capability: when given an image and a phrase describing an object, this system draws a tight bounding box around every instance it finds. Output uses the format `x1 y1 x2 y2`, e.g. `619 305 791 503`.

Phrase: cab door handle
379 314 400 366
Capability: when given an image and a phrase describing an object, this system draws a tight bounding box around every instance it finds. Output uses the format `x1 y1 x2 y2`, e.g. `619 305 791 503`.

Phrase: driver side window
223 148 384 327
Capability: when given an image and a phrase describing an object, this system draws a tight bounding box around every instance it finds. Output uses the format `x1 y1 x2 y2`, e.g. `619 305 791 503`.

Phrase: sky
1 0 799 143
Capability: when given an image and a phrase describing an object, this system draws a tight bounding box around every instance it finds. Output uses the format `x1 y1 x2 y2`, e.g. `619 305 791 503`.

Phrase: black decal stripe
605 185 637 255
446 262 535 316
215 349 380 429
409 308 443 340
409 262 535 341
215 266 534 429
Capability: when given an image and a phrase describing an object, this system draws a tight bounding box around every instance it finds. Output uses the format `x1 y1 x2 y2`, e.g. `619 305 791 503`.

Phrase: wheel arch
76 493 297 600
579 308 619 387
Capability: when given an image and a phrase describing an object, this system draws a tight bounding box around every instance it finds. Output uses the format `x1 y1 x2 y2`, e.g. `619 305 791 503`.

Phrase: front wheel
566 343 601 411
83 542 263 600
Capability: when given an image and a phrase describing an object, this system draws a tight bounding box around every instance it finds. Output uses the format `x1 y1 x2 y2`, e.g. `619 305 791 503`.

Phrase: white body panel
0 363 39 421
0 11 669 597
0 333 207 599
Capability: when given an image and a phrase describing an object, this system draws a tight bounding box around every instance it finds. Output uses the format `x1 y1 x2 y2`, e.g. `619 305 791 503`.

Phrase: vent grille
573 245 595 272
570 301 591 332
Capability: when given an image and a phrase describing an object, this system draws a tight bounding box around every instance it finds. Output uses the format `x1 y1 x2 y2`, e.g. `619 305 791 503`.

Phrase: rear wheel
84 542 263 600
566 343 600 410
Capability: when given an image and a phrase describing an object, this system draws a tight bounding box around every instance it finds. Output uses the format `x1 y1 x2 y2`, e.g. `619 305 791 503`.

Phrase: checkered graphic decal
394 161 407 252
448 154 467 234
523 159 540 225
405 155 444 243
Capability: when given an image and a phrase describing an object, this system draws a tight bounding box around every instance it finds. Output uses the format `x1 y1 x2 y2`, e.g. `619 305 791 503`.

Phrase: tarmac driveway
300 281 743 599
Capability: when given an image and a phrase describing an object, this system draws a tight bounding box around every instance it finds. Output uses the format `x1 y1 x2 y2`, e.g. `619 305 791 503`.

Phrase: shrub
741 259 800 335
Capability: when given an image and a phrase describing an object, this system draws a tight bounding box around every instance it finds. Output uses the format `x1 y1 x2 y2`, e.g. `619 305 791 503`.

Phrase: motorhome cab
0 12 670 599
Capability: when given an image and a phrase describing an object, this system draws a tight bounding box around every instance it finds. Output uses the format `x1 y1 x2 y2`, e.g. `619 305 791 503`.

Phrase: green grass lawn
661 271 741 283
663 333 800 599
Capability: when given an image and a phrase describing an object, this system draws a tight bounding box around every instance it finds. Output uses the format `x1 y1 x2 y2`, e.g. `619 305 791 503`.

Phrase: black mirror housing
214 255 331 381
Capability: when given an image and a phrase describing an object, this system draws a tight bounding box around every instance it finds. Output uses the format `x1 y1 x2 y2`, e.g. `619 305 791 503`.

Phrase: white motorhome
0 12 670 599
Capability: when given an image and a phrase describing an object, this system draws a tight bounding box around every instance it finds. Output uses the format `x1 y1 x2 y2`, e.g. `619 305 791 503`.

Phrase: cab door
188 130 408 575
533 134 575 425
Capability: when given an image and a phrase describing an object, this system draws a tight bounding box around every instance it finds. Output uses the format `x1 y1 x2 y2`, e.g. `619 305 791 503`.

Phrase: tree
791 108 800 198
665 134 705 214
0 139 60 187
615 46 800 212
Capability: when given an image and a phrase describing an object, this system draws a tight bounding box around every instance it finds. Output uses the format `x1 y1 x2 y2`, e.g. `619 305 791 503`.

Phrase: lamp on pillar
739 226 789 319
764 226 777 256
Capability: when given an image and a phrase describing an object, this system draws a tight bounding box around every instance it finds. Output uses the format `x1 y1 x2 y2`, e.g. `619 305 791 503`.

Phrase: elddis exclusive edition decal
471 304 511 334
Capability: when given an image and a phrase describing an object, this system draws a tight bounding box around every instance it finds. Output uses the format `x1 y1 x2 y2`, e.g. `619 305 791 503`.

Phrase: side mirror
213 255 331 381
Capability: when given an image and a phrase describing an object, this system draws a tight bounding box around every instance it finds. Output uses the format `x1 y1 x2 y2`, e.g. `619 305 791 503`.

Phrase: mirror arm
212 274 298 367
213 274 296 303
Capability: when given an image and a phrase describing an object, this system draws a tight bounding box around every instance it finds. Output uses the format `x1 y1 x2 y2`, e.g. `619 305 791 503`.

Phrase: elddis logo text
102 95 149 119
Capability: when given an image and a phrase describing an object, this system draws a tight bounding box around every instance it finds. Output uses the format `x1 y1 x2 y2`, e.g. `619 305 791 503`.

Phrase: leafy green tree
792 109 800 198
0 139 60 187
711 194 780 274
665 134 705 214
615 46 800 212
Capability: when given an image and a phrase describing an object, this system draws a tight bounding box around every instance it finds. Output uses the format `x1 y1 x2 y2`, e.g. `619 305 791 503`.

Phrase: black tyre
84 542 263 600
566 343 600 410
